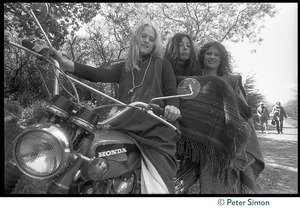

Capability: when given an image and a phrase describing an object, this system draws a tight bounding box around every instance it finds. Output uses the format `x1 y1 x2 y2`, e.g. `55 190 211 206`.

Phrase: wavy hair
125 22 162 72
164 33 198 76
197 41 232 76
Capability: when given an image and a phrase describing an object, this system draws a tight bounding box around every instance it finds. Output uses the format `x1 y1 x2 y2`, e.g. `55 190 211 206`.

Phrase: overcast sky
225 3 297 105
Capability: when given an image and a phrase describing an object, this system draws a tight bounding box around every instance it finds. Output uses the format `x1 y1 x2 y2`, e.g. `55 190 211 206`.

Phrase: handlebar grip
150 104 165 116
22 39 50 56
21 39 35 50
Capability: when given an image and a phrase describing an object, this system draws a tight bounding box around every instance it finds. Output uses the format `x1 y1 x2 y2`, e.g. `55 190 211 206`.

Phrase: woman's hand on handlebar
32 44 75 73
32 45 61 61
163 105 181 122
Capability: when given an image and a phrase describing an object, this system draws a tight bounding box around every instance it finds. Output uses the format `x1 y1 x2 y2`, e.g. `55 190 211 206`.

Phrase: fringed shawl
177 75 253 184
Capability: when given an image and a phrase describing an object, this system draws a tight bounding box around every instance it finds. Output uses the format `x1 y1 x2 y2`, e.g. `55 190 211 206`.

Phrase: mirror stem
146 85 193 110
30 9 52 47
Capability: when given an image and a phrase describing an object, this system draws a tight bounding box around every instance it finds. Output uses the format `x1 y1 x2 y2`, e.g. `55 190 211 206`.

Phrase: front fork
47 134 93 194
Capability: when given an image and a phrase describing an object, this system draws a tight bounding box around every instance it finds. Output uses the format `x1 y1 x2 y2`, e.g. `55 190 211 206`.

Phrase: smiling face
204 46 221 71
179 36 191 61
138 26 155 55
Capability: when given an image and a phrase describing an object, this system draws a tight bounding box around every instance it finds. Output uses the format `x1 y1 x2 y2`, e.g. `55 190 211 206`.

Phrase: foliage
4 3 102 47
74 3 276 56
4 99 23 118
242 72 264 111
11 176 52 194
4 3 277 111
4 119 24 162
284 99 298 120
4 102 24 161
20 100 48 126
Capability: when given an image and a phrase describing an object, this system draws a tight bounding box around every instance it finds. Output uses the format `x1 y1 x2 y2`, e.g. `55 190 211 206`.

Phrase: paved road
255 119 298 194
256 119 298 141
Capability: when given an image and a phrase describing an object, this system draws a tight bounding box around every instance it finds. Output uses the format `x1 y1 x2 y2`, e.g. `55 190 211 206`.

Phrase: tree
4 3 277 108
242 72 264 111
284 99 298 120
141 3 277 49
4 3 102 48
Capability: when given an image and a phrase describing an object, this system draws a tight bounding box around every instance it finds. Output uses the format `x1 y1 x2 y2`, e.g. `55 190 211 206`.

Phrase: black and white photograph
3 2 298 208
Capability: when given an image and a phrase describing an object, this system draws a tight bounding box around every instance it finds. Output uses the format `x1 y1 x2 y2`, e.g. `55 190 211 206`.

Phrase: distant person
256 102 270 133
272 102 287 134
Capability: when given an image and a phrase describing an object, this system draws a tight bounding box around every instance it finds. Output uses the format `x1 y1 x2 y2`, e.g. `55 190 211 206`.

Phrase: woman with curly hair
193 41 265 194
173 40 264 194
197 41 247 97
198 41 232 75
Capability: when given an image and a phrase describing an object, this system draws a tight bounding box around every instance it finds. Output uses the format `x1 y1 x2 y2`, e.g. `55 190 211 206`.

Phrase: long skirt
111 108 179 194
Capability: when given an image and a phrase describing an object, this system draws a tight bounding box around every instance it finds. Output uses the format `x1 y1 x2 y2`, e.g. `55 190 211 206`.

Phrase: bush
21 100 48 126
5 99 48 161
4 108 24 162
4 99 23 118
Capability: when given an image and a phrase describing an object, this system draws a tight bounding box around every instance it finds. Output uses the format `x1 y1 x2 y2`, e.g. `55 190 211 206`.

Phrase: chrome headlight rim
12 123 72 179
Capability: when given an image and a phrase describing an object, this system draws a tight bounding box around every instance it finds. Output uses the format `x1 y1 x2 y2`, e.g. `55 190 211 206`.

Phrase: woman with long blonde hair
32 21 181 194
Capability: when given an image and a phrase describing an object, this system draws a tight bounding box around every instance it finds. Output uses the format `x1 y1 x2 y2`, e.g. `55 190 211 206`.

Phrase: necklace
127 56 152 94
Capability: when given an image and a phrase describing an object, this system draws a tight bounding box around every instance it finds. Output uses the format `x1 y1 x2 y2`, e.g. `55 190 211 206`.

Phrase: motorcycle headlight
13 123 72 179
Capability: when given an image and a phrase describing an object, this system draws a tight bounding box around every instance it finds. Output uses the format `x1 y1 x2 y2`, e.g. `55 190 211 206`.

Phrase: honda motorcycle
4 3 201 194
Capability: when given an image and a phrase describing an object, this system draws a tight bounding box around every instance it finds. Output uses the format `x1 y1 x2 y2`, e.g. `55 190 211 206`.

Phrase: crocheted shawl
177 75 253 183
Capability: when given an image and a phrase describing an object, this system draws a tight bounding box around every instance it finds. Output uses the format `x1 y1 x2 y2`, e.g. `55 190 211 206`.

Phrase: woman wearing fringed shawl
195 41 265 194
33 22 181 194
165 37 264 194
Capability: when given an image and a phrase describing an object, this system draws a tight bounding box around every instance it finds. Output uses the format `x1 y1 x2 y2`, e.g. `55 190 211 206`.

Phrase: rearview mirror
177 78 201 100
31 3 49 23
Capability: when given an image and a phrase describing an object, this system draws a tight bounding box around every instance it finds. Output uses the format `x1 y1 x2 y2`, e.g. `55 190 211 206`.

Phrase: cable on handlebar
47 58 81 107
91 103 142 111
35 54 78 103
36 61 52 98
27 50 81 107
53 71 80 105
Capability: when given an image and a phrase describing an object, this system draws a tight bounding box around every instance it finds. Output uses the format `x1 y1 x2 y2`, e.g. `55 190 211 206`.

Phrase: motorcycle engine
77 170 140 194
110 171 140 194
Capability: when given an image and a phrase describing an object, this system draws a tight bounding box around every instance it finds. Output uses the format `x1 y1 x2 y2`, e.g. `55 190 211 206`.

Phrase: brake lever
145 109 182 136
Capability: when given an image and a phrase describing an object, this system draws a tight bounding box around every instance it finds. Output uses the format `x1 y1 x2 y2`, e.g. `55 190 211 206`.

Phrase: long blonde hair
125 22 162 72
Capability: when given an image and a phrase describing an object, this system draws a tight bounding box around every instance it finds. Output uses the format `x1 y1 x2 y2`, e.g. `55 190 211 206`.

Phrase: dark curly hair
197 41 232 76
164 33 199 76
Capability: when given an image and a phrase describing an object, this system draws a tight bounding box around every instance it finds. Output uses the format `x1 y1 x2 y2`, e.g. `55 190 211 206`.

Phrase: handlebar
98 102 181 136
149 103 165 116
21 39 35 50
22 39 51 56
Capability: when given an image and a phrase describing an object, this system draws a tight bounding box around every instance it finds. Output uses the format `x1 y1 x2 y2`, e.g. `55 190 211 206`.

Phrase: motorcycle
4 3 201 194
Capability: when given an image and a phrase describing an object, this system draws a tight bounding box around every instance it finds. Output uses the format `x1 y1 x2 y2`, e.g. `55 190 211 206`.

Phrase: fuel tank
81 130 141 180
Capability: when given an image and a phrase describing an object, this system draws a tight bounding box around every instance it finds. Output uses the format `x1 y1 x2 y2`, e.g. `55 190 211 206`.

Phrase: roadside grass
285 118 298 128
255 133 298 194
